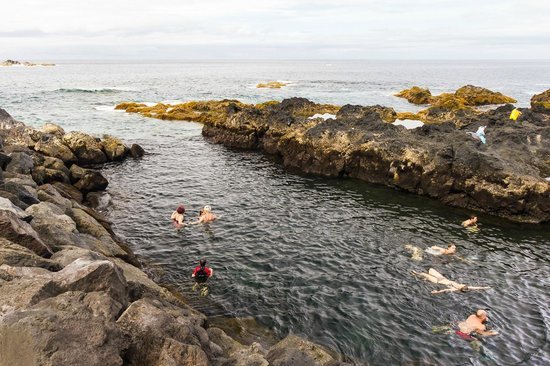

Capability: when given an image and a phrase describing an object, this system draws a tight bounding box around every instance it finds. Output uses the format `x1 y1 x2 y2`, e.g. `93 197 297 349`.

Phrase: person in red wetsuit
192 259 213 295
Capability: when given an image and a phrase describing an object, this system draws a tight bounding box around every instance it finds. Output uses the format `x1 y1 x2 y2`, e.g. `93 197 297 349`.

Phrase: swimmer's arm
476 329 499 336
465 286 491 290
209 269 214 277
431 288 457 294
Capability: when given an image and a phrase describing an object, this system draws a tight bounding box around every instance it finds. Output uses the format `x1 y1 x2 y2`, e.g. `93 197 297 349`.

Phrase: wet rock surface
0 108 347 366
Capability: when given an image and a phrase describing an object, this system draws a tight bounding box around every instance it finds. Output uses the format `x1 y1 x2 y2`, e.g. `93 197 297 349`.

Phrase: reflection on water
101 121 550 365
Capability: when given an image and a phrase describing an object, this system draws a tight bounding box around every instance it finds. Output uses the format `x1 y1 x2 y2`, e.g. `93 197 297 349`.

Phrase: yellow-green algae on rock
531 89 550 113
256 81 288 89
115 100 340 123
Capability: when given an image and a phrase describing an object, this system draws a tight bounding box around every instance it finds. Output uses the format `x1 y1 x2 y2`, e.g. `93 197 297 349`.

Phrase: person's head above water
447 244 457 253
203 205 212 213
476 309 488 322
176 205 185 214
199 259 207 267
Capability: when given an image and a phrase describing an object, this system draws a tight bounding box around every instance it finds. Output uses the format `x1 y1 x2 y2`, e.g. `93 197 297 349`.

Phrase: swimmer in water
457 310 498 338
191 205 218 224
170 205 185 228
404 244 423 261
462 216 478 228
412 268 491 294
425 244 456 256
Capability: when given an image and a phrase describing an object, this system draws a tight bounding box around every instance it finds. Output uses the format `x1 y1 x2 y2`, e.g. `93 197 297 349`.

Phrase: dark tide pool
99 120 549 366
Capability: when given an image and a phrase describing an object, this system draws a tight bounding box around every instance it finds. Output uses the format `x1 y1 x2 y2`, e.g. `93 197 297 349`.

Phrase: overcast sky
1 0 549 60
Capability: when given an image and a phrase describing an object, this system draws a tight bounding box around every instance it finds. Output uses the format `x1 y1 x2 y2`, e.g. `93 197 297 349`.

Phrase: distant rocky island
115 86 550 224
1 59 55 67
256 81 288 89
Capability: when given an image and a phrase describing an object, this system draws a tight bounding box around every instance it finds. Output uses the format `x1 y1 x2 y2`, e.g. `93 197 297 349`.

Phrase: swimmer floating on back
425 244 456 256
412 268 491 294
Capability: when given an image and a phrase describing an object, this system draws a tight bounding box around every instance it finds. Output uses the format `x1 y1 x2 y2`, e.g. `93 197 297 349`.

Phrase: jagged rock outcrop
395 85 517 125
197 98 549 223
394 86 432 104
531 89 550 113
63 132 108 165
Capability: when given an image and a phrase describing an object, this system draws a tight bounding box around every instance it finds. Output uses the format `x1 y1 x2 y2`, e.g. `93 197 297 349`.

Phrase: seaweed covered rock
256 81 288 89
454 85 517 106
41 122 65 136
395 86 432 104
34 135 77 164
531 89 550 113
0 108 24 130
63 132 108 166
102 135 128 161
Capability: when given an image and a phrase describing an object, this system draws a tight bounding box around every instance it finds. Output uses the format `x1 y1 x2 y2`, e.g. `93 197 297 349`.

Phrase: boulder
0 210 53 257
531 89 550 113
53 258 128 306
32 166 70 184
394 86 432 105
0 196 33 221
0 291 128 366
66 208 127 258
0 190 28 210
41 122 65 136
0 238 59 270
5 152 34 174
116 298 207 366
207 327 269 366
102 135 128 161
34 135 77 164
266 335 338 366
0 152 12 170
25 202 79 250
37 184 73 209
130 143 145 158
454 85 516 106
72 167 109 193
63 132 107 165
156 339 209 366
0 108 24 130
52 181 83 203
1 180 39 206
0 126 36 148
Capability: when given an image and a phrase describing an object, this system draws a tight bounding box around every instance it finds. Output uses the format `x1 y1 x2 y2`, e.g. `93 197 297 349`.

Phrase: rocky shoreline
115 88 550 224
0 108 351 366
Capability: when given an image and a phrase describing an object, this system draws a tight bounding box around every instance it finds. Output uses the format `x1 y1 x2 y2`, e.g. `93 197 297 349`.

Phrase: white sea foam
161 100 185 105
94 105 117 111
393 119 424 129
308 113 336 120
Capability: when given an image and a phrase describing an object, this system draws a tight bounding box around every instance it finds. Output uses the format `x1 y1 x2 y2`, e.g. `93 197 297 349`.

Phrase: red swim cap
176 205 185 214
